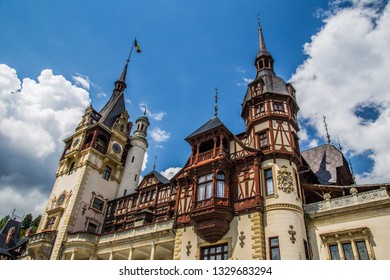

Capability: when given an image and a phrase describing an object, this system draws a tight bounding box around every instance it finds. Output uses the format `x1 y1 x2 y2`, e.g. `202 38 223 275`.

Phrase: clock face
57 194 66 206
112 143 122 154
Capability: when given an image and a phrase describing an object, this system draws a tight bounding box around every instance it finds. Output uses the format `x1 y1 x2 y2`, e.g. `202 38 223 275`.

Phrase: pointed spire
255 15 273 72
256 14 271 57
257 14 267 52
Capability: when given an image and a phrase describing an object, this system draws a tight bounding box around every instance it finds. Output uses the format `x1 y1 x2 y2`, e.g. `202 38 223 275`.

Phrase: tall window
216 173 225 197
197 174 213 201
68 162 75 175
264 169 274 195
329 244 340 260
102 166 112 180
256 103 265 114
269 237 280 260
356 241 369 260
46 216 56 230
201 244 228 260
259 132 268 147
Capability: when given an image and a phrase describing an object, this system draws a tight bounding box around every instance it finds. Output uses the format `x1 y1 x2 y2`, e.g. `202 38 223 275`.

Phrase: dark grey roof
144 170 170 184
185 117 226 140
0 218 24 257
242 69 289 109
301 144 346 185
99 91 126 128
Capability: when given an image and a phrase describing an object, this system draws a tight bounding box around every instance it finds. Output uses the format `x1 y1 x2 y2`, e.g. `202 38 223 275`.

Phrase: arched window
216 172 225 197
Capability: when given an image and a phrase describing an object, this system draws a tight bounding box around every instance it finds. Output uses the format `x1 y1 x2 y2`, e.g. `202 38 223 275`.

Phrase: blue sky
1 0 390 217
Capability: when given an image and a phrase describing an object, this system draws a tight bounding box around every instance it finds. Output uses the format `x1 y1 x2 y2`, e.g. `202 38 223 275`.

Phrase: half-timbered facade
25 20 390 261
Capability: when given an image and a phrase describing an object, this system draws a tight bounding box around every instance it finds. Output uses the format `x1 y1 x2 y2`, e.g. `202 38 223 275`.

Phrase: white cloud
0 66 90 159
0 64 91 218
290 1 390 183
0 187 47 218
236 77 253 87
139 103 166 121
149 127 171 143
161 167 181 180
72 73 90 90
141 151 148 172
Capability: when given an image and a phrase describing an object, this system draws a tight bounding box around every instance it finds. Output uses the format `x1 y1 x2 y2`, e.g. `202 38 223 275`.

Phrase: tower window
264 169 274 196
92 197 104 211
269 237 281 260
134 174 138 182
273 102 284 112
256 103 265 115
131 156 135 163
259 132 268 148
46 216 56 230
102 166 112 181
68 162 75 175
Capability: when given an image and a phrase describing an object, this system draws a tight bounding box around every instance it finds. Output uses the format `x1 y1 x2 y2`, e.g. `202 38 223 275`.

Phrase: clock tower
27 60 149 260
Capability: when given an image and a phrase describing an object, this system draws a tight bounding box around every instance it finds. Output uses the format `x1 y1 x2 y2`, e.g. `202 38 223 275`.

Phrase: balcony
67 232 100 244
29 230 57 244
190 197 233 243
305 187 390 215
191 149 229 165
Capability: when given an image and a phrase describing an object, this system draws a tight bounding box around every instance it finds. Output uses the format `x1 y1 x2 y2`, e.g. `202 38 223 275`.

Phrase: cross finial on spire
214 86 219 117
323 116 331 144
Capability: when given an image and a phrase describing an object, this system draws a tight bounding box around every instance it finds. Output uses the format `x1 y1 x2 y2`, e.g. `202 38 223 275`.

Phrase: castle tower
27 60 147 260
117 110 149 197
240 18 307 259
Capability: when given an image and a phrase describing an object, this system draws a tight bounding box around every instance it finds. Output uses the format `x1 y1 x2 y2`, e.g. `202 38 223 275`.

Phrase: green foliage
21 213 33 229
32 215 42 229
0 215 10 230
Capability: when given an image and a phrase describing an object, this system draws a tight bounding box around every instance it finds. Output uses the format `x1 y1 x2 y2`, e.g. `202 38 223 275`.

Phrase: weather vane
214 86 219 117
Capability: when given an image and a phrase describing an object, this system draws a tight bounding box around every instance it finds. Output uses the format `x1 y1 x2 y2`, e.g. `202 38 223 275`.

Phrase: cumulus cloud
0 64 90 217
291 0 390 183
236 77 253 87
161 167 181 180
149 127 171 143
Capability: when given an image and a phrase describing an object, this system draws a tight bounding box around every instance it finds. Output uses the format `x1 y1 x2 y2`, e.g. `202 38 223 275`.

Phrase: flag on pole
134 39 141 53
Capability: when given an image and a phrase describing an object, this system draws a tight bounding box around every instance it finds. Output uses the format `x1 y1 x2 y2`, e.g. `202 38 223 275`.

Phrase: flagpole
127 38 136 63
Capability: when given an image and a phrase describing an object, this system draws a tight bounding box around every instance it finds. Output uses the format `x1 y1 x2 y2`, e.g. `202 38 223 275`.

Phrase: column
128 247 133 260
109 250 113 260
337 240 345 260
70 250 75 260
150 243 156 260
350 239 359 260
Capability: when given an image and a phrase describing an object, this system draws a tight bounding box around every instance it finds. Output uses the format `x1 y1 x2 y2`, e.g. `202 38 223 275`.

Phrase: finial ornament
153 155 157 171
143 105 147 116
337 137 343 152
214 86 219 117
323 116 331 144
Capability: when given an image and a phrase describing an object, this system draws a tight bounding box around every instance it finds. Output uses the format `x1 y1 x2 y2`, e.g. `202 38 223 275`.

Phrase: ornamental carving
277 165 294 194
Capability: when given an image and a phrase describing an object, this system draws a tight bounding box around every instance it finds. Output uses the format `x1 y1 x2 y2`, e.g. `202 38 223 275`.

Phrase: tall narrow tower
240 18 307 259
117 111 149 197
27 59 147 260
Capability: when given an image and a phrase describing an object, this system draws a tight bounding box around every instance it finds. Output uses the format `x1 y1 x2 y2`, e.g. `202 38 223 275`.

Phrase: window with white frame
320 227 374 260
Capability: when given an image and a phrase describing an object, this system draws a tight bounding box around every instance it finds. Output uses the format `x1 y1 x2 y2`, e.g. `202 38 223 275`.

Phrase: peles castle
2 20 390 260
